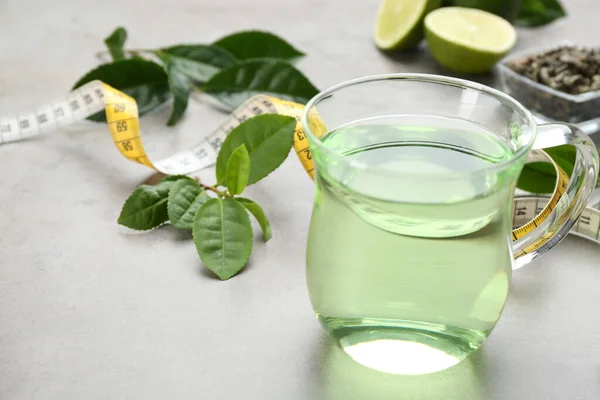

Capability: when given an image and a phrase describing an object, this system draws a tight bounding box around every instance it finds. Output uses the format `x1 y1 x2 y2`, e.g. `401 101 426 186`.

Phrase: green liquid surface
307 118 517 374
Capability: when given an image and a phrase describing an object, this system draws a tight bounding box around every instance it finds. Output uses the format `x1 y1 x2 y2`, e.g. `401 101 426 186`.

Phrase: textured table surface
1 1 600 399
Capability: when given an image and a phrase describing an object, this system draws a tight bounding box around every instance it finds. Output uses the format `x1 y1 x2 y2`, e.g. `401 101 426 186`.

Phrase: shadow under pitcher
302 74 599 375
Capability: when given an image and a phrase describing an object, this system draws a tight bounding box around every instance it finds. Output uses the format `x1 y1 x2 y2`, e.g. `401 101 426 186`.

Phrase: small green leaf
118 175 189 230
72 58 170 122
158 44 237 84
235 197 272 241
165 59 192 126
104 27 128 61
161 44 237 69
516 0 566 27
202 59 319 110
517 162 557 194
170 56 219 83
213 30 305 61
517 145 576 194
155 49 223 83
226 144 251 195
167 179 209 229
193 198 253 280
215 114 296 185
545 144 575 176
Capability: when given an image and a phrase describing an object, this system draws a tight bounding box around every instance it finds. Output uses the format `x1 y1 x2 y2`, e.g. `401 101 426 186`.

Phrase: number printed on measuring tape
514 197 600 244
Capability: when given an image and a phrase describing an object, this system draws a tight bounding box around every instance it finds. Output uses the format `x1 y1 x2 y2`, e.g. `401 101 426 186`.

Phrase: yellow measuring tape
1 80 599 246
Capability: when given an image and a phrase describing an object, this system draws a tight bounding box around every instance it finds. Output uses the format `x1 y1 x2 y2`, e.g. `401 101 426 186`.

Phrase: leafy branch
117 114 296 280
73 27 318 126
81 27 313 280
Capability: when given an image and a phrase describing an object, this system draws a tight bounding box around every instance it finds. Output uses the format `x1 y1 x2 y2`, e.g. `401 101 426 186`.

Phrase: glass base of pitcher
319 315 487 375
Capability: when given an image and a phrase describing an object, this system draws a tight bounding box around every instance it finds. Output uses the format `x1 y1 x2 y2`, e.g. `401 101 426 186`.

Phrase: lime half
374 0 441 51
424 7 517 74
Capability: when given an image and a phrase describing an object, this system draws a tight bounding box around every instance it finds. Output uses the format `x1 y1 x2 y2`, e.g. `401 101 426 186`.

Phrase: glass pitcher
302 74 598 375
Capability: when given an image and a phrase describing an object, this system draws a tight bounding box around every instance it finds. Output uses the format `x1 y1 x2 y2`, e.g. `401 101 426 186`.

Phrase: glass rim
301 73 537 177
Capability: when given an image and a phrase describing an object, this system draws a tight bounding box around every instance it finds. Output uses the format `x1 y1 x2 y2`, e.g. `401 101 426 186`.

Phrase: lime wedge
424 7 517 74
374 0 441 51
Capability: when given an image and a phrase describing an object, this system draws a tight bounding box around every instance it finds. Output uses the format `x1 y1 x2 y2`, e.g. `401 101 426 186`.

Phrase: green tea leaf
226 144 251 195
545 144 575 176
516 0 566 27
72 58 170 122
215 114 296 185
235 197 272 241
165 59 192 126
213 30 305 61
104 27 128 61
156 46 231 83
516 145 576 194
166 56 220 83
167 179 209 229
517 162 557 194
193 198 253 280
161 44 237 69
118 175 189 230
202 59 319 110
158 45 237 83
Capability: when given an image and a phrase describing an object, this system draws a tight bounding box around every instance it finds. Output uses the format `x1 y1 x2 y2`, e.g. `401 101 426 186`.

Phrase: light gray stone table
1 0 600 399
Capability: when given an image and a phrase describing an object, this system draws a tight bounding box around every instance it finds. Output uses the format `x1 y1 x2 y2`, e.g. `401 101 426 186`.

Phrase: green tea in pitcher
306 116 518 374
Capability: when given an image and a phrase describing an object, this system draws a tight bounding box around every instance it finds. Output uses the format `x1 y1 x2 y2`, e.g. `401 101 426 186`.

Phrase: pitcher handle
513 123 599 269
